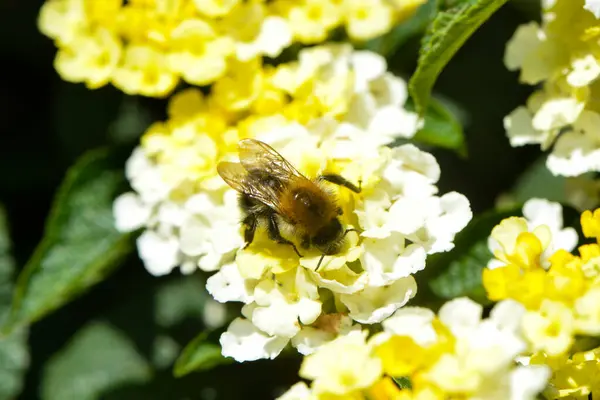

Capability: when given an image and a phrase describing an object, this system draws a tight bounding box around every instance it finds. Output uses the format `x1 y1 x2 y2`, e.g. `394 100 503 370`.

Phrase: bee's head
312 218 344 254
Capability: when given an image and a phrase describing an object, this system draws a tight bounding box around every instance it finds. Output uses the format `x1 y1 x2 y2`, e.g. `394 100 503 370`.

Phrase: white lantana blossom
487 198 578 270
209 120 472 362
113 43 467 363
424 299 550 399
114 150 243 276
272 44 423 143
503 0 600 176
585 0 600 17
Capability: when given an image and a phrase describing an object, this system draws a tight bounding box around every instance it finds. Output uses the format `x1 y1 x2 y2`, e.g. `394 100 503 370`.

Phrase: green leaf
503 157 567 206
155 275 209 329
409 0 510 114
173 331 232 377
429 240 492 303
54 84 121 158
364 0 437 55
2 149 132 335
108 96 153 145
419 207 522 305
0 207 29 399
41 321 152 400
393 376 412 389
409 97 467 156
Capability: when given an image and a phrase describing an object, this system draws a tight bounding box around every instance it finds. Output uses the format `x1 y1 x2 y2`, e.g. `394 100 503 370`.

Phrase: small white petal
236 17 292 61
252 301 303 338
584 0 600 18
532 98 584 132
504 23 542 71
179 216 211 257
156 201 187 227
350 50 387 92
387 196 432 235
504 106 546 147
370 73 408 106
567 54 600 87
438 297 483 337
424 192 473 253
361 234 427 285
125 147 171 204
547 127 600 176
220 318 289 362
206 263 254 303
340 276 417 324
509 365 551 400
490 299 526 334
382 307 437 346
113 192 151 232
136 231 180 276
389 144 441 184
276 382 312 400
291 327 334 356
368 106 421 139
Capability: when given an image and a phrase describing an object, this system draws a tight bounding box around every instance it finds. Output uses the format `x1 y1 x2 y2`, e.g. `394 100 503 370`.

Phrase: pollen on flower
38 0 425 96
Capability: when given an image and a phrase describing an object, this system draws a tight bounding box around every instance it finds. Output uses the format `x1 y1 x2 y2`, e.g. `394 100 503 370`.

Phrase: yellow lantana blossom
135 43 419 194
39 0 426 96
531 347 600 399
483 205 600 400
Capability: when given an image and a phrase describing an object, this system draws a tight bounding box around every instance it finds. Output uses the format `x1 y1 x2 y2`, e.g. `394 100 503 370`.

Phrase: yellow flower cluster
530 347 600 399
136 44 418 196
277 299 549 400
38 0 425 96
483 208 600 398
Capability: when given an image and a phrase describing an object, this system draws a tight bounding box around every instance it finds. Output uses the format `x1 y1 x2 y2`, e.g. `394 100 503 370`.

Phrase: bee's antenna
315 229 358 272
343 228 357 238
316 254 326 271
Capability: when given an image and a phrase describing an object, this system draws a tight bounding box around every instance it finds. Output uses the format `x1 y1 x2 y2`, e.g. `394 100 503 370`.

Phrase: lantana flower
503 0 600 176
38 0 425 96
205 130 471 361
484 202 600 398
277 298 550 400
114 44 422 277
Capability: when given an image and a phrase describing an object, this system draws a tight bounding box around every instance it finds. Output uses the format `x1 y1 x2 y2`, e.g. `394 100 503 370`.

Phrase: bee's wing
217 161 250 194
217 161 284 213
238 139 305 182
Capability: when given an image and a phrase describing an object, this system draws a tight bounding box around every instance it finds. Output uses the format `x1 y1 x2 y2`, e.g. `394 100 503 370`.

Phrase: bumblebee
217 139 361 264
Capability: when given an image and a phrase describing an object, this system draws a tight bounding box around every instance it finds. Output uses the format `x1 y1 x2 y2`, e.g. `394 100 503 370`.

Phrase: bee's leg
318 174 362 193
267 214 302 257
315 254 326 271
242 215 257 249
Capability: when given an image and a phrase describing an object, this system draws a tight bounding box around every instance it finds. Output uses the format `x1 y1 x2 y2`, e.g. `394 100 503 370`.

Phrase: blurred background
0 0 545 399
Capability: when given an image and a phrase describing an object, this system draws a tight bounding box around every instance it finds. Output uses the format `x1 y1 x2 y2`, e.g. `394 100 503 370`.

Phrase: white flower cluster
113 44 421 276
114 149 243 274
113 43 472 363
503 0 600 176
206 124 472 362
277 298 550 400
